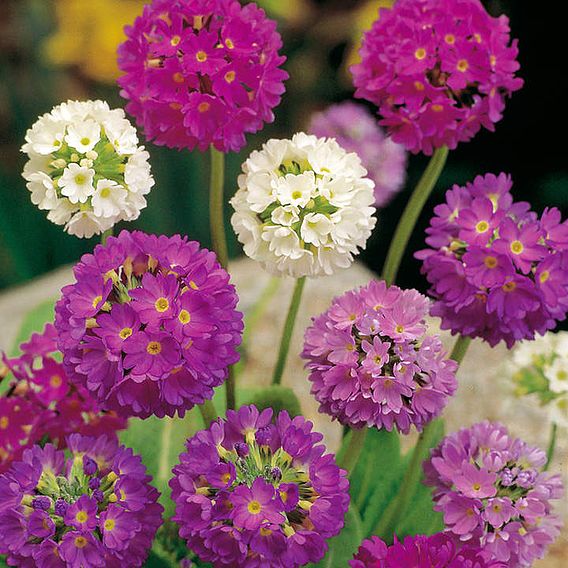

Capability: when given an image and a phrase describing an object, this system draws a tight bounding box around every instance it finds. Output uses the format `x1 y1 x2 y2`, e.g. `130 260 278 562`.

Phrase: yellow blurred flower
43 0 148 84
345 0 394 71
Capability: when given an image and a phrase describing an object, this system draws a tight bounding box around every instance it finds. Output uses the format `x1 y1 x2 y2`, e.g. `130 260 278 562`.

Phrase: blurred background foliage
0 0 566 293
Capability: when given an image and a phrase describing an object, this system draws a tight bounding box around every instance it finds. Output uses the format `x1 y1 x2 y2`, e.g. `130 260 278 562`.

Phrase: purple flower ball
117 0 288 153
0 434 163 567
424 422 564 567
170 405 350 567
351 0 523 155
54 230 243 419
309 102 407 208
416 173 568 348
302 281 458 434
350 533 506 567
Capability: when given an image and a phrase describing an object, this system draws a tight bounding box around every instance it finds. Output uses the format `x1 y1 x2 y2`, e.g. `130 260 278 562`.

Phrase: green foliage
308 505 363 568
246 385 302 417
11 298 55 355
0 554 7 567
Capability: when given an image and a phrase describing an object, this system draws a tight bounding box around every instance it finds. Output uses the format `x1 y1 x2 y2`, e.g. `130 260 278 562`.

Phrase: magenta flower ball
309 102 408 208
416 173 568 348
350 533 506 567
54 230 243 419
0 434 163 567
302 281 457 434
170 405 350 567
117 0 288 152
424 422 564 567
0 324 126 474
351 0 523 155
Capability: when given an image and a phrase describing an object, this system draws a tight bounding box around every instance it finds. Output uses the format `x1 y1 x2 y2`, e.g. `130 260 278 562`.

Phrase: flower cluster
351 0 523 154
170 405 350 567
230 133 376 278
424 422 564 566
416 173 568 347
350 533 505 567
54 230 243 419
509 332 568 429
309 102 407 208
0 434 162 567
0 324 126 474
117 0 288 152
302 281 457 433
21 100 154 238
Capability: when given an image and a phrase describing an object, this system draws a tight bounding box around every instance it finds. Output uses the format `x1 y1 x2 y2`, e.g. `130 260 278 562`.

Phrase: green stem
226 366 236 411
234 277 281 377
339 429 368 475
198 399 218 427
101 228 113 245
374 334 472 538
381 146 449 285
271 277 306 386
544 422 558 471
209 146 228 269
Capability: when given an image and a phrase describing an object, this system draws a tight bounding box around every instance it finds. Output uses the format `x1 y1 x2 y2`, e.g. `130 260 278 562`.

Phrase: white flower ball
21 100 154 238
230 133 377 278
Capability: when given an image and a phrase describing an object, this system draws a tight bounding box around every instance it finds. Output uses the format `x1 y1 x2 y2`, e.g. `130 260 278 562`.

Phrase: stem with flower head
373 334 471 538
381 146 449 285
271 277 306 386
544 422 558 472
209 146 229 269
338 428 368 474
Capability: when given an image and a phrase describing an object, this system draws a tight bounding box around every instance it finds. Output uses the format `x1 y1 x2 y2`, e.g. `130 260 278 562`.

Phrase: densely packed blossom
54 230 243 419
509 332 568 429
416 173 568 347
0 434 163 566
351 0 523 154
21 100 154 238
170 405 349 567
302 281 457 433
230 133 376 278
424 422 564 567
117 0 288 152
350 533 505 567
0 324 126 474
309 102 407 208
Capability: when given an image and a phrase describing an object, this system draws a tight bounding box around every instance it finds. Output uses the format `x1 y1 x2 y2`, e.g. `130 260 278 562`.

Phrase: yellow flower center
291 190 303 200
74 536 87 549
414 48 426 60
444 34 455 44
100 187 111 199
104 519 116 531
472 483 481 492
155 297 170 313
0 416 8 429
119 327 133 340
147 341 162 355
280 491 288 503
247 500 262 514
171 35 181 47
173 72 185 84
556 370 567 381
484 256 498 269
260 527 273 537
189 280 199 290
50 375 62 388
225 38 235 49
457 59 469 72
493 504 502 512
75 511 88 523
178 309 191 324
75 174 86 185
374 355 382 364
502 281 516 293
224 71 236 83
466 508 474 517
414 81 425 92
221 472 232 484
431 104 444 112
92 295 102 309
510 240 524 255
80 137 90 146
198 102 210 113
475 220 489 233
539 271 550 283
395 324 404 334
196 50 208 62
490 54 497 66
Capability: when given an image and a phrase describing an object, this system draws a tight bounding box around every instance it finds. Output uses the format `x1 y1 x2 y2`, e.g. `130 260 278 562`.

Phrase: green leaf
0 554 7 567
246 385 302 417
308 505 363 567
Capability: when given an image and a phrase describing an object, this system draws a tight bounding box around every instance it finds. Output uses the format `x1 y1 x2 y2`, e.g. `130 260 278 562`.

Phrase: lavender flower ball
424 422 564 567
0 434 163 567
302 281 458 434
350 533 506 567
416 173 568 348
309 102 407 208
54 230 243 419
170 405 350 567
